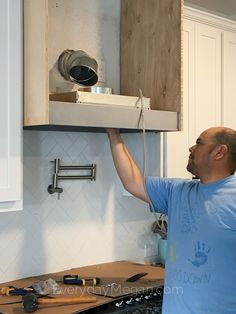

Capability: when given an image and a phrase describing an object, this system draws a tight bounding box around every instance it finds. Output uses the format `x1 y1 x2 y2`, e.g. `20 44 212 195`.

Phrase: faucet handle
47 184 63 195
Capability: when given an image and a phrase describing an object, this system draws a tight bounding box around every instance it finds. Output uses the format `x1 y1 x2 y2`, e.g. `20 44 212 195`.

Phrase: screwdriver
63 275 100 286
0 286 34 296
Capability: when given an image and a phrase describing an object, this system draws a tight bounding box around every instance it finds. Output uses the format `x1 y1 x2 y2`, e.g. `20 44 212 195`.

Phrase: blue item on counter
158 238 167 265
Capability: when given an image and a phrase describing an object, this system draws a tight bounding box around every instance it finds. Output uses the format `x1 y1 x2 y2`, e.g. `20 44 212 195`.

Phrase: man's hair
213 128 236 174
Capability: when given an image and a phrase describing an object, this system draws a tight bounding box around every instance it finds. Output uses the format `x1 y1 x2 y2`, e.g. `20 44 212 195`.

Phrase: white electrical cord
136 89 159 224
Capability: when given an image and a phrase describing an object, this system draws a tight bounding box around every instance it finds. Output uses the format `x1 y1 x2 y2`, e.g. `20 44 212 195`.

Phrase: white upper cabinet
193 22 221 138
165 7 236 179
222 31 236 129
164 19 194 179
0 0 22 211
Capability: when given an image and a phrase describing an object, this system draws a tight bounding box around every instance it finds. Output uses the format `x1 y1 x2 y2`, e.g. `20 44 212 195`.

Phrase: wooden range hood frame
23 0 182 133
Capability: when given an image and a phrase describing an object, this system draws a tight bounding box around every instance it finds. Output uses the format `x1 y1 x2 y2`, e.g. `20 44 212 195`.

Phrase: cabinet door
165 19 194 178
166 19 222 178
192 22 221 141
222 31 236 129
0 0 22 211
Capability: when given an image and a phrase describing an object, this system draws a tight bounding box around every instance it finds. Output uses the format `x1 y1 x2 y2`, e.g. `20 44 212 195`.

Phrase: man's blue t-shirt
146 175 236 314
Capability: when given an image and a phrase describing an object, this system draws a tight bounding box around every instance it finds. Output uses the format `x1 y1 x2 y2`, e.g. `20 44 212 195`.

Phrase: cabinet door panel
166 19 222 179
193 23 221 138
0 0 22 209
166 10 236 179
222 31 236 129
166 19 194 178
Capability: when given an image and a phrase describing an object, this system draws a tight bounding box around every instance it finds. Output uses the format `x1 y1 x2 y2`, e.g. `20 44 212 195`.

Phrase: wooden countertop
0 261 164 314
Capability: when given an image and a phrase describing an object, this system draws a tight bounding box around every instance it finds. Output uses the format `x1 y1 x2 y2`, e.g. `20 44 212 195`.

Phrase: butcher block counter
0 261 164 314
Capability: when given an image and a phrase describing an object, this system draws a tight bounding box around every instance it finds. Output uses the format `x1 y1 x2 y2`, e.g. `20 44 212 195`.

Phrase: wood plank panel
121 0 182 115
24 0 49 125
49 101 178 131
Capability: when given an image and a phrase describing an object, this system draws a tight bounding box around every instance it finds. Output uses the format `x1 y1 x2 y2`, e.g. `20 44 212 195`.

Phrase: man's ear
214 144 228 160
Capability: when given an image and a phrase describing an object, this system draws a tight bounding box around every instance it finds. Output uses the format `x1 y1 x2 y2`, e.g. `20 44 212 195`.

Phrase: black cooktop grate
78 286 163 314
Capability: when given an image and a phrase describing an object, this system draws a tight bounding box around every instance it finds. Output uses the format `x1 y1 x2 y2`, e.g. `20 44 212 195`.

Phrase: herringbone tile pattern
0 131 161 283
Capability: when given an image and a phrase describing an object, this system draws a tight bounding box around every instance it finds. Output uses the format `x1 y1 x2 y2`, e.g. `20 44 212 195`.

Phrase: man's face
187 130 217 177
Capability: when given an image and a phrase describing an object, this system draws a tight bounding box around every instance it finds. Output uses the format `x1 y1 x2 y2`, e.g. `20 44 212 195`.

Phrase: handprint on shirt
188 240 211 267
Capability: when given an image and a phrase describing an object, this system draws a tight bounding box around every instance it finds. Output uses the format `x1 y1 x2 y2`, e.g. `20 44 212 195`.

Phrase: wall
0 131 161 283
49 0 121 94
0 0 162 283
184 0 236 21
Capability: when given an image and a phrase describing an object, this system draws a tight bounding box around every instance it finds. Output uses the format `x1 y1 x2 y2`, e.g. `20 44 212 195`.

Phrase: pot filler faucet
48 158 96 199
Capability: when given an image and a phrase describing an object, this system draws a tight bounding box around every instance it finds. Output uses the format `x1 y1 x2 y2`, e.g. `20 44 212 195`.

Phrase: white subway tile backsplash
0 130 161 283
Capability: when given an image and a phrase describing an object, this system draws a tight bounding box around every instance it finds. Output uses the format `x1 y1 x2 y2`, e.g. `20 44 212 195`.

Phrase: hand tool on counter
0 286 35 296
0 278 59 297
126 272 148 282
22 292 97 313
63 275 101 286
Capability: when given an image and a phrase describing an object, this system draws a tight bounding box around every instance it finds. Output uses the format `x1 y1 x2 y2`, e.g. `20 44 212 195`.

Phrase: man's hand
106 128 120 137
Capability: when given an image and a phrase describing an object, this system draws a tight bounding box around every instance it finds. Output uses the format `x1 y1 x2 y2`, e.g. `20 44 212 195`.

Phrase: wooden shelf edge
49 101 179 131
23 102 179 133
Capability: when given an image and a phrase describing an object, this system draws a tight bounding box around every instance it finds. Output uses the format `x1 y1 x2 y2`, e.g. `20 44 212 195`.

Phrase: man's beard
186 159 195 175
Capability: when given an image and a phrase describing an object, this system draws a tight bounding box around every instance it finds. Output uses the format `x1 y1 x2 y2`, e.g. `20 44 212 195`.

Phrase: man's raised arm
107 128 148 203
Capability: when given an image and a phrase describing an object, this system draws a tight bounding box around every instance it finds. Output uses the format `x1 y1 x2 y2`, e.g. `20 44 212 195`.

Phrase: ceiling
185 0 236 21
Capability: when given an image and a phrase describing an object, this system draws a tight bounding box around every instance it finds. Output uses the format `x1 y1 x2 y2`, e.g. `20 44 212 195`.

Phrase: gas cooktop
78 286 163 314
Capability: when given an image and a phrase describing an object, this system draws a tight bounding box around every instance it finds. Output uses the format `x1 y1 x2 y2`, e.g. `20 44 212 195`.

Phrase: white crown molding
184 6 236 32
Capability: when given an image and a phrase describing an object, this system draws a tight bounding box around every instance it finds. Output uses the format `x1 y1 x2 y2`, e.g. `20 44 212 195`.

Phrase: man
107 127 236 314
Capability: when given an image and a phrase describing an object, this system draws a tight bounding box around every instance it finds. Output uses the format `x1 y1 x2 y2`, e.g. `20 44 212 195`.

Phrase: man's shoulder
147 176 196 189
